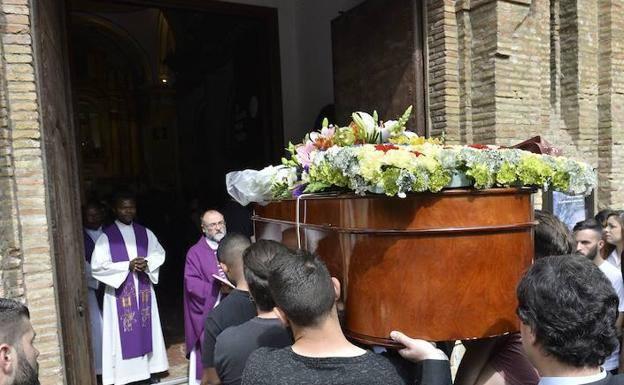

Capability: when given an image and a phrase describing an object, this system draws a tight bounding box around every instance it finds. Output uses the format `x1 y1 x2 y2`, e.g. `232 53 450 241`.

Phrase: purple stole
103 222 153 359
83 230 95 263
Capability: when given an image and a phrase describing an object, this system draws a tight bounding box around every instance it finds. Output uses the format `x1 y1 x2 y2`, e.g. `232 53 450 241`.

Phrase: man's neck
257 308 278 319
593 254 604 267
232 274 248 291
290 311 365 358
536 355 602 378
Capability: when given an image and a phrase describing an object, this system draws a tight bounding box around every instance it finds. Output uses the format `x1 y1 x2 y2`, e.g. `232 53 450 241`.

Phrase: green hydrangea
381 167 401 196
496 162 517 186
308 160 349 188
411 169 429 192
552 170 570 192
466 164 494 189
517 155 555 187
429 169 451 192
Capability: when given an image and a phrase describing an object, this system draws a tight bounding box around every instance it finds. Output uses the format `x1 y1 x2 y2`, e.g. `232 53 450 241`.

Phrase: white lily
352 111 377 137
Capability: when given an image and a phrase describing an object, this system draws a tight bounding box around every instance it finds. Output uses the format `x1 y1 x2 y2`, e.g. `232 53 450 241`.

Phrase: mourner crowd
2 192 624 385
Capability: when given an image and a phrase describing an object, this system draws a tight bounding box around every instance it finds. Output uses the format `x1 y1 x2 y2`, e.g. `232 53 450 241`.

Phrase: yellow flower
357 145 384 181
382 149 416 170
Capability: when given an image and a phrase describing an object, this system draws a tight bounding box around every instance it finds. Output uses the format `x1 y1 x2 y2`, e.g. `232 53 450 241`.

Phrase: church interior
68 0 284 379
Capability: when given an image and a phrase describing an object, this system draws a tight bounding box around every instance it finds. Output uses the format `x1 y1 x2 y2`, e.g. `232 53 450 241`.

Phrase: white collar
609 250 621 266
115 220 133 228
205 237 219 250
539 370 606 385
85 227 102 238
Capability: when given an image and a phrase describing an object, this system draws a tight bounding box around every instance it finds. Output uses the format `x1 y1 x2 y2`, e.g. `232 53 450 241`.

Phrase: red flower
313 137 334 150
374 144 399 153
468 144 489 150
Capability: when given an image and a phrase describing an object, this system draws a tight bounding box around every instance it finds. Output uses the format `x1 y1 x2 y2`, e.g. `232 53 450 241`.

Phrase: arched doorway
68 0 283 380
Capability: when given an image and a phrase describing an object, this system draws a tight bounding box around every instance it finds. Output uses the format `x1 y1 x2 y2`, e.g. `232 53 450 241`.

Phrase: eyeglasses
203 220 225 229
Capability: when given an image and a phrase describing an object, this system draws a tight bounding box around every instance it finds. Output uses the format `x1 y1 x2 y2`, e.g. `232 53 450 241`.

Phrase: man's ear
520 322 537 346
331 277 341 302
274 307 290 327
599 239 606 251
220 262 229 274
0 344 14 375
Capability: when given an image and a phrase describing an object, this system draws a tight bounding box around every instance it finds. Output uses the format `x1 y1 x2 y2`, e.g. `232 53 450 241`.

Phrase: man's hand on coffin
389 331 449 362
130 257 147 272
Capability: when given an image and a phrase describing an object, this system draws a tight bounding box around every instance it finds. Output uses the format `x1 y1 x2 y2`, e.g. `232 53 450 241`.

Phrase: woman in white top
603 210 624 269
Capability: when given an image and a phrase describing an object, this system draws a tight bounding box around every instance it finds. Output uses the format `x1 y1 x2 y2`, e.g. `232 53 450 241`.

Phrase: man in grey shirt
241 249 451 385
214 240 293 385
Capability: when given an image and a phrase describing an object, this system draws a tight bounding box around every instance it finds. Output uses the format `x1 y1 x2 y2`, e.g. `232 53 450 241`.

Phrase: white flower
352 111 377 137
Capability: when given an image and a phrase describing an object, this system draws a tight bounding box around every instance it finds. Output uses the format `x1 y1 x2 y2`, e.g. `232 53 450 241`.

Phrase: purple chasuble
104 222 153 360
83 230 95 263
183 237 222 380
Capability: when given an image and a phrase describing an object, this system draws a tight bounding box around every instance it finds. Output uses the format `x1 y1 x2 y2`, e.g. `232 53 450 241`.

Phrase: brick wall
427 0 624 209
426 0 460 141
0 0 64 384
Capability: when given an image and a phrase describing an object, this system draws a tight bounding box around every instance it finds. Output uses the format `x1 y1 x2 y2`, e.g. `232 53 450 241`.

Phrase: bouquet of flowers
227 107 596 204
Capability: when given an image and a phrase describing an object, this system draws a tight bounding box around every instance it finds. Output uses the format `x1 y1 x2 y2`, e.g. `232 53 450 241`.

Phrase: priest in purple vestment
184 209 229 385
91 192 168 385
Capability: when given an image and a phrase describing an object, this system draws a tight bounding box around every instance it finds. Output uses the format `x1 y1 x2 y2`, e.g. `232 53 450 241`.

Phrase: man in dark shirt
241 249 451 385
214 240 293 385
201 233 256 385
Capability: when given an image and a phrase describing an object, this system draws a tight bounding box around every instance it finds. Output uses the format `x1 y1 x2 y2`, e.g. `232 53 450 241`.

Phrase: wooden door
332 0 426 135
31 1 95 384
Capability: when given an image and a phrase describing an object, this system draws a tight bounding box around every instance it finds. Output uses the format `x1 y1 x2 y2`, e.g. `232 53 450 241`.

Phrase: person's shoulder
592 374 624 385
241 347 287 385
600 261 623 280
209 291 249 320
186 238 205 257
215 321 246 348
247 346 288 365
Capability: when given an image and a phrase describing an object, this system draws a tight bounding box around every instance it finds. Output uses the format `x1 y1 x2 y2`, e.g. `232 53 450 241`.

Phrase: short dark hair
243 240 289 312
0 298 30 346
112 191 136 207
516 254 619 367
83 200 103 212
534 210 574 259
573 218 603 236
595 209 617 227
217 233 251 267
268 249 336 327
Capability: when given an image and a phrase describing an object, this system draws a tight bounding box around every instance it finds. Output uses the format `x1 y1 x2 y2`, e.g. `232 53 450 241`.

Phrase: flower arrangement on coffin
225 106 597 205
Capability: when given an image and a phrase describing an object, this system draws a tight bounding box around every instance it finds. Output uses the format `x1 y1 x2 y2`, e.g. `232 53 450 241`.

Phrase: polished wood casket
253 188 535 346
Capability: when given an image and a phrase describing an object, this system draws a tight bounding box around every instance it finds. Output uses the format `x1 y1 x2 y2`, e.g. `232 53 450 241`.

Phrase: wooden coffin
253 188 535 346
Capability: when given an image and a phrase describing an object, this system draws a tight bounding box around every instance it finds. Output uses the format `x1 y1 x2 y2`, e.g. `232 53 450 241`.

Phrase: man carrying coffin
184 210 228 385
91 192 169 385
83 201 105 377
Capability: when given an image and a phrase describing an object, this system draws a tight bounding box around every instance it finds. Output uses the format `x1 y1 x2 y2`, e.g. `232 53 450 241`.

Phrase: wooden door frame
30 0 96 384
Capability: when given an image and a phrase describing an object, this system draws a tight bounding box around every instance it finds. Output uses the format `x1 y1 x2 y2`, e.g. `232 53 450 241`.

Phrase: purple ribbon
104 223 153 359
83 230 95 263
